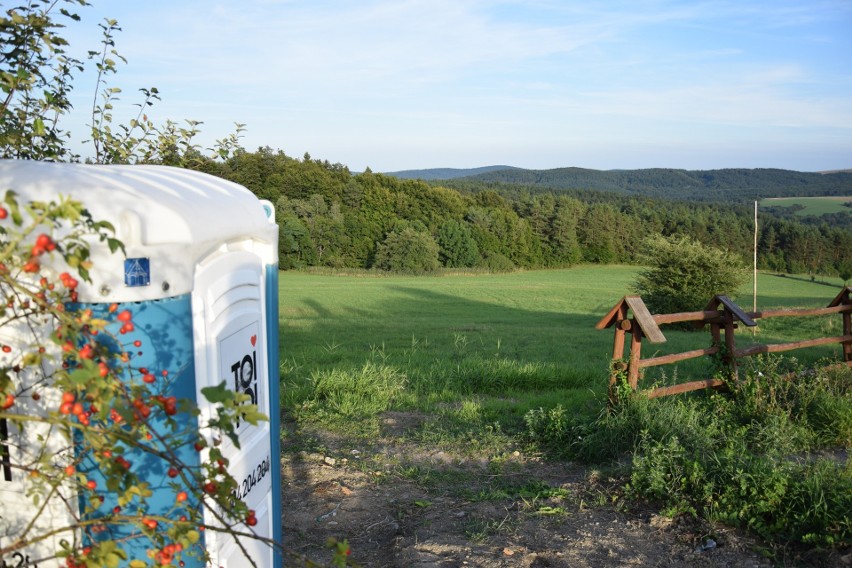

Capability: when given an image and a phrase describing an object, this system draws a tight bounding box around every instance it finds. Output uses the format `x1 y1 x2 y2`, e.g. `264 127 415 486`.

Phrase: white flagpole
753 200 758 334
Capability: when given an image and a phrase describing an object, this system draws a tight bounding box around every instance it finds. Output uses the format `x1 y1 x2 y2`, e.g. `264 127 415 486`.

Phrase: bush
479 251 515 273
531 361 852 551
374 227 440 273
633 234 747 314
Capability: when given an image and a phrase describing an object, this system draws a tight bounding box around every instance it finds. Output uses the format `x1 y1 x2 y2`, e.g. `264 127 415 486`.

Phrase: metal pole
753 200 758 335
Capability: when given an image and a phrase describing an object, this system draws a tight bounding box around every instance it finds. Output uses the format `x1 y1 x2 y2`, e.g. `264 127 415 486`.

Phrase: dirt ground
279 413 849 568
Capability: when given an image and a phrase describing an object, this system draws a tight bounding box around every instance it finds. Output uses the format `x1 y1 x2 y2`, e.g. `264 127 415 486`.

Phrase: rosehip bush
0 191 271 567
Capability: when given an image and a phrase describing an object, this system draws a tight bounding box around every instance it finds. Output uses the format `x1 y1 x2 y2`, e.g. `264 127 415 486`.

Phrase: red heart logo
251 335 257 347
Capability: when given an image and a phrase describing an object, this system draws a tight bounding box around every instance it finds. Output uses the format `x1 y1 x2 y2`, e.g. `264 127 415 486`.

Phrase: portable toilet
0 160 282 568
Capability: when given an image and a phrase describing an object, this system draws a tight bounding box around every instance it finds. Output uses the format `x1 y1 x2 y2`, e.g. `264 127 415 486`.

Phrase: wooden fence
596 286 852 401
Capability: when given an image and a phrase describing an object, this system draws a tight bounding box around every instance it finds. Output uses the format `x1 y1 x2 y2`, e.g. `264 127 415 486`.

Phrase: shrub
633 234 747 314
479 251 515 273
374 227 440 273
535 361 852 550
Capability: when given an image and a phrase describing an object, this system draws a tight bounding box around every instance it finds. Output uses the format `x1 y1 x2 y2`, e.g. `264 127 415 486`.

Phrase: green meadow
279 266 848 437
762 195 852 216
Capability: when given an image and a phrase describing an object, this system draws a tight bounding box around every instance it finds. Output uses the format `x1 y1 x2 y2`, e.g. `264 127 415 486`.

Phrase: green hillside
762 196 852 216
435 166 852 203
384 165 520 180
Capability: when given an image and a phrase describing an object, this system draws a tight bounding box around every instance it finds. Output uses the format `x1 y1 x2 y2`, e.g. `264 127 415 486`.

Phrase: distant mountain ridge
384 165 520 180
386 166 852 202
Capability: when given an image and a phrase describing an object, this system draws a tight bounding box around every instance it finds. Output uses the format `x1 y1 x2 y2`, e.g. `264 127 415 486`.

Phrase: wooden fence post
628 322 643 389
830 287 852 363
723 309 738 380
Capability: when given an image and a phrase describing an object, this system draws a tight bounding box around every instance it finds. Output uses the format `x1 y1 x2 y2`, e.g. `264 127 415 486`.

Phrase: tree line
436 165 852 203
196 148 852 278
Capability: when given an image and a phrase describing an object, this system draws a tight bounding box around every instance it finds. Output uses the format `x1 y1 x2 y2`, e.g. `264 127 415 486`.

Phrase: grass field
762 195 852 216
279 266 852 552
279 266 848 438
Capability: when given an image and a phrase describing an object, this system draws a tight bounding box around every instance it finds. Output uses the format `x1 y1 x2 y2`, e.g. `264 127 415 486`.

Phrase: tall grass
525 359 852 548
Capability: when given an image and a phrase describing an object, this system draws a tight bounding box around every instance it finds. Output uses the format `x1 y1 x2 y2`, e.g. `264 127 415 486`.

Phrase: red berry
22 259 39 273
59 401 73 415
1 345 10 353
203 482 217 494
176 491 188 503
142 373 155 384
167 467 179 478
86 479 97 490
64 465 75 476
117 310 132 323
2 393 14 410
246 516 258 527
35 234 52 249
0 207 7 219
133 340 142 347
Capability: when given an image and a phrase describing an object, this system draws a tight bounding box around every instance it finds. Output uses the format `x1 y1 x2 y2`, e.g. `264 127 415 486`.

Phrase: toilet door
192 248 275 567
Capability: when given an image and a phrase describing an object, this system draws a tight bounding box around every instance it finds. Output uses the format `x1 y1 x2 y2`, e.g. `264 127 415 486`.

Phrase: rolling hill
388 166 852 203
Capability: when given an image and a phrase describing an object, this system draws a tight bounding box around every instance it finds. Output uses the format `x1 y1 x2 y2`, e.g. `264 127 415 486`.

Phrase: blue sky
61 0 852 172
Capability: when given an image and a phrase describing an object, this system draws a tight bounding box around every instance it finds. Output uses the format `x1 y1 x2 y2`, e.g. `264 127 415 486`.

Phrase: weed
464 514 512 543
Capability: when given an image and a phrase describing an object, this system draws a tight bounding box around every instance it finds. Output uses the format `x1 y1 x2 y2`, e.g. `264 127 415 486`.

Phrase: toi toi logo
230 335 259 428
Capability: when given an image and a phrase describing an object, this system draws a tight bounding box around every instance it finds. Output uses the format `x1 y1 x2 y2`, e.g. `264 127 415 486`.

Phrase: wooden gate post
628 322 643 389
596 296 666 402
829 287 852 363
705 295 757 381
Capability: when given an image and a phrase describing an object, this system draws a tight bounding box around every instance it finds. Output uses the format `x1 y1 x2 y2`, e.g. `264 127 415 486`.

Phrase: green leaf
68 368 93 386
201 381 233 404
106 237 124 254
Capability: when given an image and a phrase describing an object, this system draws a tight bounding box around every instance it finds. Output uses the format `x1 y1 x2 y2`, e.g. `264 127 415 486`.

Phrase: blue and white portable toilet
0 161 282 568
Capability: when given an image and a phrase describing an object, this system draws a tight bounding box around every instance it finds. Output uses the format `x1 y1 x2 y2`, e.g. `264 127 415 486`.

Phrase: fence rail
596 286 852 402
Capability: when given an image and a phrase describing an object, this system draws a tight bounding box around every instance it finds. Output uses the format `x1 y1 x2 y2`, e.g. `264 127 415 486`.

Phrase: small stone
323 456 336 466
503 548 515 556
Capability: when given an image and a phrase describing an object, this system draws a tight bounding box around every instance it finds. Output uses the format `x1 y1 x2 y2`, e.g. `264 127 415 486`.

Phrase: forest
422 165 852 202
195 148 852 278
